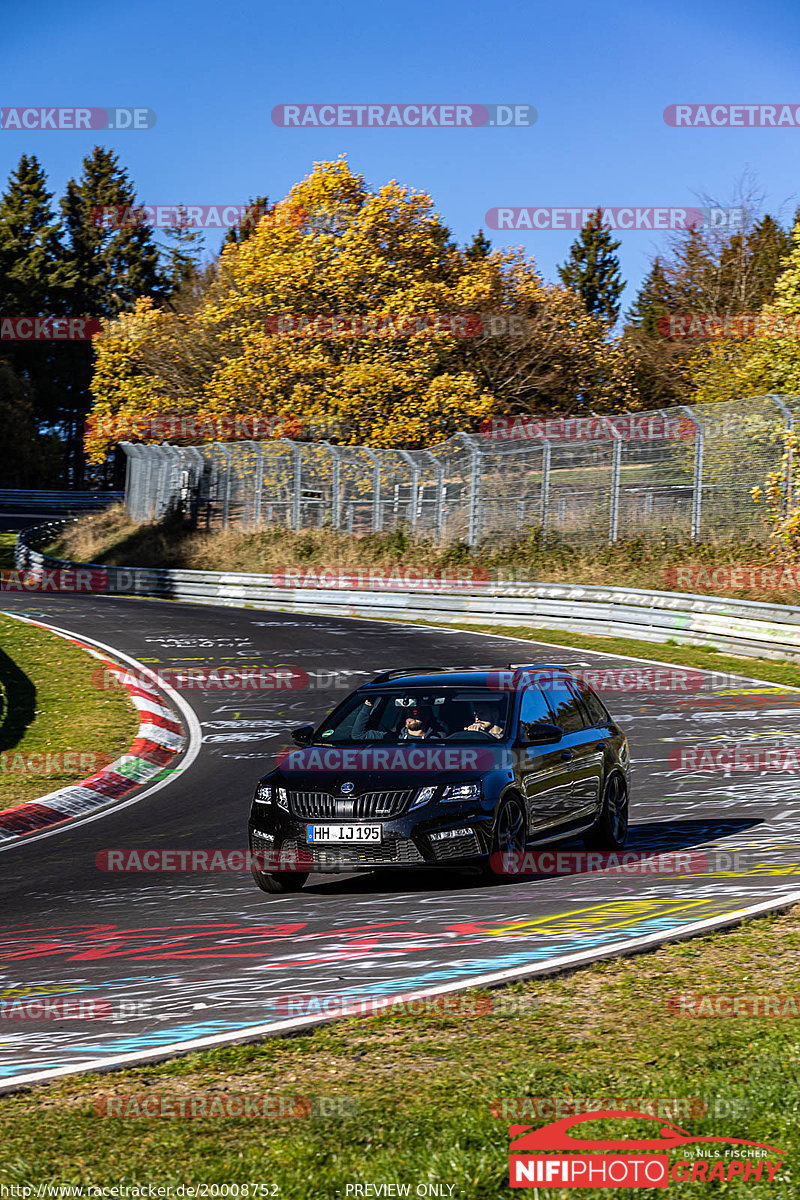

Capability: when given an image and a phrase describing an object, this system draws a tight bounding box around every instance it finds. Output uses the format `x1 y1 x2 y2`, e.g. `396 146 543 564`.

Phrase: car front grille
429 832 482 862
288 789 414 819
281 836 425 868
250 831 274 854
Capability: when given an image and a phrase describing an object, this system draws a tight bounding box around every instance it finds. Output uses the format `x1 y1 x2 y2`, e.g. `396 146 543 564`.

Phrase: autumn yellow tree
87 159 636 462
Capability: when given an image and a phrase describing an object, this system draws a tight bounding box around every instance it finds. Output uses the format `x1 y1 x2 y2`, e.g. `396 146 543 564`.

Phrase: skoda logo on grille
340 781 355 794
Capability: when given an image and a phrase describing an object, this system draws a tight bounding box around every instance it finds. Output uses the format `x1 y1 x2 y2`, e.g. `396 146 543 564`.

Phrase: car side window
574 680 610 726
546 681 586 734
518 685 551 740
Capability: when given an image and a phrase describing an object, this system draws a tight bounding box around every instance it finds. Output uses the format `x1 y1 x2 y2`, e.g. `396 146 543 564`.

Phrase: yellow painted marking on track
480 898 721 937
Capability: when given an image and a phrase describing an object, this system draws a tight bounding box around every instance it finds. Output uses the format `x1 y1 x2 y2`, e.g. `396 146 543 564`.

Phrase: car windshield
314 687 511 744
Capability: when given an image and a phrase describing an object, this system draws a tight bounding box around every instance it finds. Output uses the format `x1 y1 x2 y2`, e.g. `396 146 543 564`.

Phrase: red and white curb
0 615 192 844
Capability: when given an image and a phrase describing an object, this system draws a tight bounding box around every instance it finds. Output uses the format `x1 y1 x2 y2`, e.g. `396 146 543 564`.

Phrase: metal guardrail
0 490 123 509
13 521 800 663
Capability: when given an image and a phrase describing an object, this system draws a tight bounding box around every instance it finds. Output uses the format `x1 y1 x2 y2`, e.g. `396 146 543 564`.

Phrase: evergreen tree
746 214 792 308
60 147 166 316
0 155 70 476
161 207 205 294
465 229 491 260
625 258 671 336
224 196 270 245
0 154 66 311
0 360 53 486
558 208 625 324
58 147 168 481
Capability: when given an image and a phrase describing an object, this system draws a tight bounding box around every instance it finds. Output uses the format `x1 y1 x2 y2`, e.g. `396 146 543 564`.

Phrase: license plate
307 824 382 843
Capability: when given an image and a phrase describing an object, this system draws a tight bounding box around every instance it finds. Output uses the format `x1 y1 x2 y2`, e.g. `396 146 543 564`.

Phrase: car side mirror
521 722 562 745
291 724 315 746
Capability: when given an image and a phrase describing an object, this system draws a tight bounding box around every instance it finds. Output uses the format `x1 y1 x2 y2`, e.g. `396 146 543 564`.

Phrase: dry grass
51 505 800 606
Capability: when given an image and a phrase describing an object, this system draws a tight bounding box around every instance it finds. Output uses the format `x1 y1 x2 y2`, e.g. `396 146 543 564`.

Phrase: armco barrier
13 521 800 661
0 490 123 510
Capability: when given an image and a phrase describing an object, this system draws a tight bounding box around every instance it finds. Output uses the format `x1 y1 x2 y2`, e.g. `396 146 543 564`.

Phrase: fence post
362 448 382 532
322 441 341 529
251 442 264 529
540 441 551 536
292 444 302 530
397 449 420 533
680 407 704 542
214 444 232 530
184 446 204 528
770 395 794 514
119 442 137 519
609 436 622 544
422 450 445 540
451 433 482 546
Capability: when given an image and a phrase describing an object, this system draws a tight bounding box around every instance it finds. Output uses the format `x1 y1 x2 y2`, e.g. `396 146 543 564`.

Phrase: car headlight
442 782 482 802
254 784 272 805
410 785 438 811
276 787 289 810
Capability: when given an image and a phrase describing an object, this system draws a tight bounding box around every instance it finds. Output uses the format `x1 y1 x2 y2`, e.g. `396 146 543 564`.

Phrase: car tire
584 772 629 850
485 795 527 880
251 865 310 894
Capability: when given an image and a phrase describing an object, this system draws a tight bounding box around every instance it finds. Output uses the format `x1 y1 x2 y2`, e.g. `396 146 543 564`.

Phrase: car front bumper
248 804 492 872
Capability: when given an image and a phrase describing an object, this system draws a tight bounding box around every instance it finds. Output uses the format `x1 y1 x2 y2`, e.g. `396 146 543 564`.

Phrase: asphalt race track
2 593 800 1091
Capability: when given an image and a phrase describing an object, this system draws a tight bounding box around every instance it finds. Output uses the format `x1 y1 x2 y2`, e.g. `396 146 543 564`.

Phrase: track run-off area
1 592 800 1091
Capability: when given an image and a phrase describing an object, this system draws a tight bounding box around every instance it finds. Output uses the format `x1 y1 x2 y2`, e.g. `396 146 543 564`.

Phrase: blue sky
3 0 800 311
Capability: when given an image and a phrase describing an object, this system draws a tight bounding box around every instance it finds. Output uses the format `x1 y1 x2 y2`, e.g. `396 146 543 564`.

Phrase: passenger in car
464 701 504 739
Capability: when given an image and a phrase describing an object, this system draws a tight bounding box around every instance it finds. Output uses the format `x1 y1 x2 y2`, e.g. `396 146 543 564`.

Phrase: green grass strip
0 613 140 807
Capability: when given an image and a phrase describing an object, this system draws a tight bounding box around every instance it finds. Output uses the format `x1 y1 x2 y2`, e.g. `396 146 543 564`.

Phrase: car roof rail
506 662 570 674
367 667 452 685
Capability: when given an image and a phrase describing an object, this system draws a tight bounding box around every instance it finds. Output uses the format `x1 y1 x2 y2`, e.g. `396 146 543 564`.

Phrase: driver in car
399 705 439 740
464 701 504 739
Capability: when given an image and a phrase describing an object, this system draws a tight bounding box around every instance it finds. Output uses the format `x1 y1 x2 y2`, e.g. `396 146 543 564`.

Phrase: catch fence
120 396 799 545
